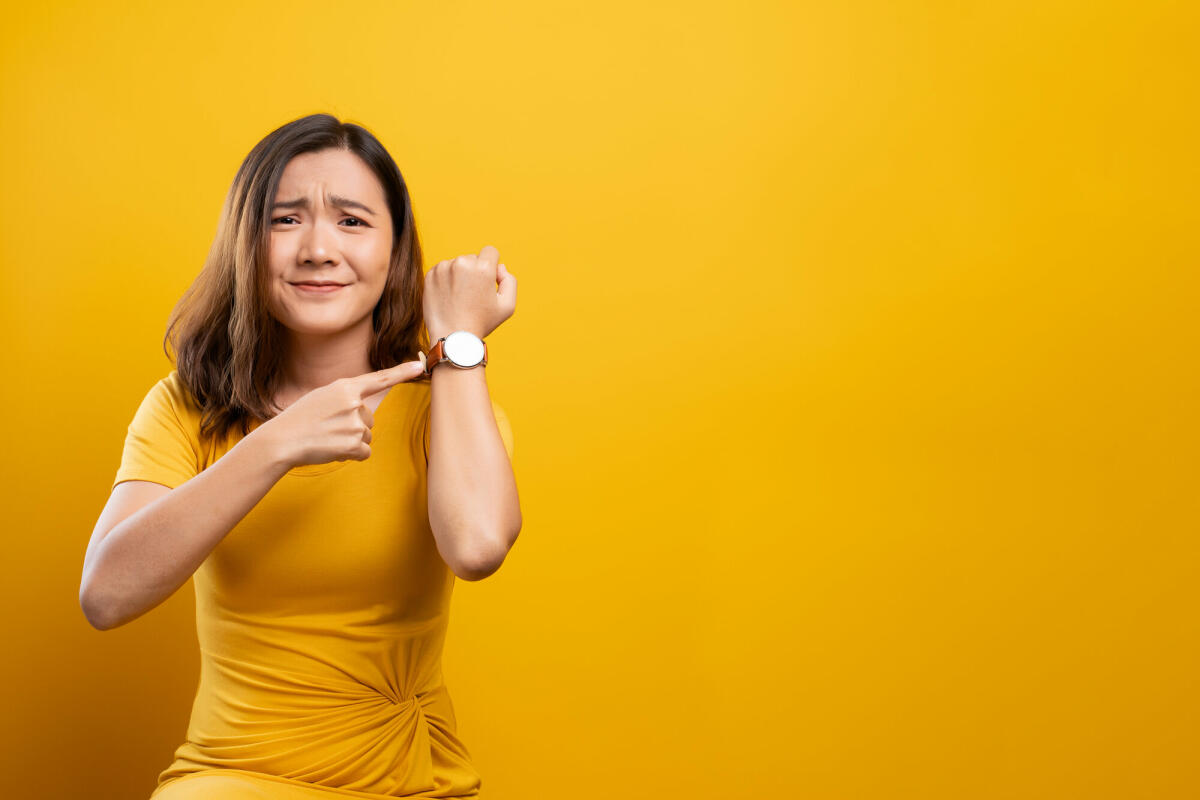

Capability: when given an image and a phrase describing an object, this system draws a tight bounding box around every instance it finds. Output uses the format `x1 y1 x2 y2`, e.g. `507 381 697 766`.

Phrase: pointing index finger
359 360 426 396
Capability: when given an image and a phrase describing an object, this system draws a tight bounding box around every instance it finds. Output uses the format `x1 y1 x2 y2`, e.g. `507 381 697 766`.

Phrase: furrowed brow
270 195 377 216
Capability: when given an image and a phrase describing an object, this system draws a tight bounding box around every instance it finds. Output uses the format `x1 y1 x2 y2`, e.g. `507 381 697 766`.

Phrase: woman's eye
271 216 365 227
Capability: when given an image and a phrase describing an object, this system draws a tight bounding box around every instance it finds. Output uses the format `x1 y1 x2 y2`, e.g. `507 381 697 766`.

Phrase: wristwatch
424 330 488 376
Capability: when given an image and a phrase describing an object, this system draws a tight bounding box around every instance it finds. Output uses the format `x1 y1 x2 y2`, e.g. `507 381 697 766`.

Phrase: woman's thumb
497 263 516 299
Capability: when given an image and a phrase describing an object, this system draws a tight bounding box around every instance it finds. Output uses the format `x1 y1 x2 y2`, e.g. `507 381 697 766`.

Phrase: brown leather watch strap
424 338 445 375
424 337 488 375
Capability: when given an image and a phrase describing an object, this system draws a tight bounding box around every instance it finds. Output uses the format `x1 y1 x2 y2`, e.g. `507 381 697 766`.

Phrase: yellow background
3 1 1197 797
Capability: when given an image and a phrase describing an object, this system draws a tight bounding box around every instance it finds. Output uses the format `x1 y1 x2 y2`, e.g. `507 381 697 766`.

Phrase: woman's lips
292 283 346 294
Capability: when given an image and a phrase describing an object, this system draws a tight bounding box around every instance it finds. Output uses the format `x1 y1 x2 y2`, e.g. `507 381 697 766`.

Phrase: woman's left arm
426 362 521 581
421 244 521 582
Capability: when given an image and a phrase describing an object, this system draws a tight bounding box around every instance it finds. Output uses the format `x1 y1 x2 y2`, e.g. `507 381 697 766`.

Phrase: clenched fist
423 244 517 342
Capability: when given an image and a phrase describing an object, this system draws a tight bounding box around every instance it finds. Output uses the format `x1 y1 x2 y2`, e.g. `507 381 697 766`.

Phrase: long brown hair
163 113 428 446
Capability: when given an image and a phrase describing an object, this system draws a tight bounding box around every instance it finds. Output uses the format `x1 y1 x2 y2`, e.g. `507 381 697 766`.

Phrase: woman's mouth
292 282 346 294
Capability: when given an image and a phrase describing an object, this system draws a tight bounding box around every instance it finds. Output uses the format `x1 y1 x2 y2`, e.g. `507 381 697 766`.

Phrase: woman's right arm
80 423 292 631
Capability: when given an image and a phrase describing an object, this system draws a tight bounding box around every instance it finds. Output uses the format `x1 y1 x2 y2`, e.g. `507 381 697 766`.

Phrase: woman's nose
298 217 339 265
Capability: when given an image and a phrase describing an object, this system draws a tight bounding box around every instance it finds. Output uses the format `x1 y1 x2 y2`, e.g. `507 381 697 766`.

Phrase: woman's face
266 147 394 337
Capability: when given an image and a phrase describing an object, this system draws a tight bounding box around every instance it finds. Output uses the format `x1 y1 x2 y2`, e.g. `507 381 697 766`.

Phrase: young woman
79 113 521 799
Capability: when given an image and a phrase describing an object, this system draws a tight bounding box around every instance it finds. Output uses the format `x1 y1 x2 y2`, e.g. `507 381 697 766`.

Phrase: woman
79 113 522 799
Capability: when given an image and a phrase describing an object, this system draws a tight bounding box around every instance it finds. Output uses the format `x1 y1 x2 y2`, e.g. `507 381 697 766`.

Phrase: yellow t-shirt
112 370 514 800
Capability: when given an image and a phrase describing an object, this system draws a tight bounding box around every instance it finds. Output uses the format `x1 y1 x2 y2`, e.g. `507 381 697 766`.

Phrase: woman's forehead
276 149 385 204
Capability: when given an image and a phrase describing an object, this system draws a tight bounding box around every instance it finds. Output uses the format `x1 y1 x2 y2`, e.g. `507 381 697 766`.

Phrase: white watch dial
444 330 485 367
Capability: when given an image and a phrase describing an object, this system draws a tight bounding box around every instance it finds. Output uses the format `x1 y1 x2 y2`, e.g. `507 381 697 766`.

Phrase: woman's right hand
262 360 428 470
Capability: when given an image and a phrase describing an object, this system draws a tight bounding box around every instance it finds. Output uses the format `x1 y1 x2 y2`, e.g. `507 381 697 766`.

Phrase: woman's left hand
423 245 516 342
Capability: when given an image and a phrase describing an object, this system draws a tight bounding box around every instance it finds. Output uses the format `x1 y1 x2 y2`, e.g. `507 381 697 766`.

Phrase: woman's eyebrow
271 194 377 216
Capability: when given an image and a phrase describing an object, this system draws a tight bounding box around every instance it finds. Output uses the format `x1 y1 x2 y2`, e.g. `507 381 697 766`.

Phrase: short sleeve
422 399 515 465
112 372 202 491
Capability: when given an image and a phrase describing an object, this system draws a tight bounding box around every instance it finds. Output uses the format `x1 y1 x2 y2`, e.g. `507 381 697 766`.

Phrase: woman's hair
163 113 428 446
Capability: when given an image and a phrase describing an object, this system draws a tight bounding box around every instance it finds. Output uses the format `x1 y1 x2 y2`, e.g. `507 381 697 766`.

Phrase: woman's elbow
452 533 516 581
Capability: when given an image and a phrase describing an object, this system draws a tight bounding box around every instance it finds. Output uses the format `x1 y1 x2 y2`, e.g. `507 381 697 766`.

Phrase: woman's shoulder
128 369 210 451
155 369 204 417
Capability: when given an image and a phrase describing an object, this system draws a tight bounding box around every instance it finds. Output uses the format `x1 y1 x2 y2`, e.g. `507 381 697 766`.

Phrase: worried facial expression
266 148 394 335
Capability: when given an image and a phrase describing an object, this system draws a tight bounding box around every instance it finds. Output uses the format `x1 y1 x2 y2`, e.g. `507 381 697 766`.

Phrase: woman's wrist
244 418 298 475
427 324 485 342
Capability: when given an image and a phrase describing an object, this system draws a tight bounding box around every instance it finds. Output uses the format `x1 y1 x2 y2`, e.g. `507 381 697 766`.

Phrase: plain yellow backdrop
2 1 1197 798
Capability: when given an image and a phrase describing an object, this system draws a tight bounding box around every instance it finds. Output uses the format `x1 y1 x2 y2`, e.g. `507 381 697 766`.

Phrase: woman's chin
280 317 358 336
270 301 374 336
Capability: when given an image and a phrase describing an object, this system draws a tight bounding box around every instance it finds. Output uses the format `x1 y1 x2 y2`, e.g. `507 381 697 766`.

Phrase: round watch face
444 330 485 367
